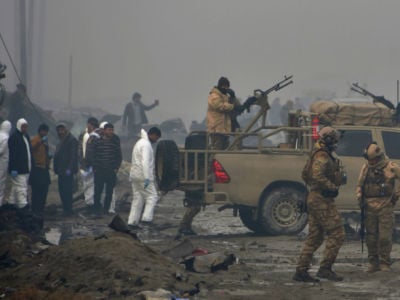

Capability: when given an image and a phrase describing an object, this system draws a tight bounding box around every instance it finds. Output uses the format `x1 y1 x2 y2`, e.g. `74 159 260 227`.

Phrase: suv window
382 131 400 159
336 130 372 157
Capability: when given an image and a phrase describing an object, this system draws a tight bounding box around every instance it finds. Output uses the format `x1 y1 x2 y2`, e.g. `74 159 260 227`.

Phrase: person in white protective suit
0 120 11 206
8 118 32 208
128 127 161 227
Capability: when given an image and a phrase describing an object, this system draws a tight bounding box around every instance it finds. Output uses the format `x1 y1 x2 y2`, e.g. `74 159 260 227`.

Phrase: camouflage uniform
296 143 345 271
294 127 346 282
356 145 400 271
178 190 203 235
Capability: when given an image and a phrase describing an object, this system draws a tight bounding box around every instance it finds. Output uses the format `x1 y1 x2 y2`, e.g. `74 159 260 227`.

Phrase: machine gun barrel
351 82 395 110
261 75 293 95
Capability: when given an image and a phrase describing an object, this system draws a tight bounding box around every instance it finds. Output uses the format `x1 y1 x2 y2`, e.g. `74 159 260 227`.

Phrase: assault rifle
359 190 366 253
351 82 395 110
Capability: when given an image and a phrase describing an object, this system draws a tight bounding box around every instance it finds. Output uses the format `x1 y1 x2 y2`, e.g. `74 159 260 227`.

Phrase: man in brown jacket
207 77 234 150
29 124 51 216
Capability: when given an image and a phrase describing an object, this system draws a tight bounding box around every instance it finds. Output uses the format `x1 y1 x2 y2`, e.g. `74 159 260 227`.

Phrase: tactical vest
363 164 394 198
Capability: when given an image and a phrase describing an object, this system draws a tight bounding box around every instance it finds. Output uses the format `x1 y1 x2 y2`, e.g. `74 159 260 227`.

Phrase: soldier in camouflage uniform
356 142 400 272
293 126 346 282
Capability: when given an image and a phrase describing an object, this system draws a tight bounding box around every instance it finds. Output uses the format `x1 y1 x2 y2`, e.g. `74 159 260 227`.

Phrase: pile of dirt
0 202 204 299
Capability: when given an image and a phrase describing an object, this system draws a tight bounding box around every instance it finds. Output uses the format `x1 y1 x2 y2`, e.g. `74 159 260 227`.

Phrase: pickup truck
155 77 400 236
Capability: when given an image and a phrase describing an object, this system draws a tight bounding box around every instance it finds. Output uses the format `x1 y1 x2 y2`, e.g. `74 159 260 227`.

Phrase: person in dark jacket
122 92 159 137
8 118 33 208
54 122 78 216
91 123 122 214
29 124 51 216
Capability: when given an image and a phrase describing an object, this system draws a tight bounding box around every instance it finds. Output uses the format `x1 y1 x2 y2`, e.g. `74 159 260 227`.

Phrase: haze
1 0 400 127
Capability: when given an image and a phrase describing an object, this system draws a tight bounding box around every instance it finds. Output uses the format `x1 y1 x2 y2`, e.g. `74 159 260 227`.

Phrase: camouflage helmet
364 142 384 160
318 126 339 145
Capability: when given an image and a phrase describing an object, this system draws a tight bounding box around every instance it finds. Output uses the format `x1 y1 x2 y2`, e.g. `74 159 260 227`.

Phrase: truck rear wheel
239 207 261 233
155 140 180 191
258 187 307 235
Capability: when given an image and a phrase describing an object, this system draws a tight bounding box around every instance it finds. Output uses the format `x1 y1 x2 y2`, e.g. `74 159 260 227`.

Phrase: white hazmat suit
0 120 11 205
128 129 158 225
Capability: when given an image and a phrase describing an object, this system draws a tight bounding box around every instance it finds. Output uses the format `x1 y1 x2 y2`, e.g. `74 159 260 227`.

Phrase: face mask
219 87 228 94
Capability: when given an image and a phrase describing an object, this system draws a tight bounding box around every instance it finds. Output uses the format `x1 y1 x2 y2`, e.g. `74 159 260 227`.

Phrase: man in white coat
128 127 161 227
0 120 11 205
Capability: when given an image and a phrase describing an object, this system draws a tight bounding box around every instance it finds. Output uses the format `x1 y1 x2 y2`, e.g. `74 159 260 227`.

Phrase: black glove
321 189 339 198
243 96 257 112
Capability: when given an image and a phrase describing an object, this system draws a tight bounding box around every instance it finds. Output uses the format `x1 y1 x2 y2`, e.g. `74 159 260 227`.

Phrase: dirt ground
2 167 400 300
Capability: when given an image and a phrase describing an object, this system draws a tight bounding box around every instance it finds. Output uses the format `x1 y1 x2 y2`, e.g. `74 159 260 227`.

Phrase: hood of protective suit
16 118 28 132
0 121 11 135
140 128 149 141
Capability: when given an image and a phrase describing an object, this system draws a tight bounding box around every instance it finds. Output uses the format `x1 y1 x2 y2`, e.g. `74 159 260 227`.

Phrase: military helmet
318 126 339 145
364 142 384 160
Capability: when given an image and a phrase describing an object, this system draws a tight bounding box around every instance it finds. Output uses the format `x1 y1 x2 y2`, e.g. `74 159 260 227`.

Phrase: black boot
292 270 320 282
316 267 343 281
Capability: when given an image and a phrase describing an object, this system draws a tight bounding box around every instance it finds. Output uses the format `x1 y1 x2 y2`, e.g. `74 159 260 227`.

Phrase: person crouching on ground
128 127 161 228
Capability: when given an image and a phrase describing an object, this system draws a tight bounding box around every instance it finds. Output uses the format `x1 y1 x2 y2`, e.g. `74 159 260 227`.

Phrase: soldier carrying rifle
356 142 400 272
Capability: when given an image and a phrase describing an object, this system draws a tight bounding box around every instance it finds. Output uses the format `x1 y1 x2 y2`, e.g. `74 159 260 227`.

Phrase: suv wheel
239 207 261 233
258 187 307 235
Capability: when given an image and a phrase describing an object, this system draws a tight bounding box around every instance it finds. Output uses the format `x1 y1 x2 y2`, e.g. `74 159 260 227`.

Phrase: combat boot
316 267 343 281
379 264 391 272
366 263 380 273
292 270 320 283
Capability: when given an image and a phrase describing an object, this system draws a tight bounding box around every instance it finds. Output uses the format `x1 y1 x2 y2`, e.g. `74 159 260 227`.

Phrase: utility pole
19 0 27 87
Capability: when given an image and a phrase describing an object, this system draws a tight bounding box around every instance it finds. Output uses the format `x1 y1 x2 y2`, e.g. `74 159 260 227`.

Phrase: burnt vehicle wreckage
155 76 400 236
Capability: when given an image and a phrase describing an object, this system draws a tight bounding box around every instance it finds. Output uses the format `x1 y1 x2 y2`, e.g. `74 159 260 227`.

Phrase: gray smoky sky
1 0 400 127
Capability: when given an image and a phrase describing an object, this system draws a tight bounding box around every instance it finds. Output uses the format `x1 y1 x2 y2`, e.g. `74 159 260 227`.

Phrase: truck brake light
212 159 230 183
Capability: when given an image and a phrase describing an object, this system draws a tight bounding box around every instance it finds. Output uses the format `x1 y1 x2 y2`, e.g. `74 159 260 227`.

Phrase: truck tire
258 187 307 235
239 207 262 233
155 140 180 191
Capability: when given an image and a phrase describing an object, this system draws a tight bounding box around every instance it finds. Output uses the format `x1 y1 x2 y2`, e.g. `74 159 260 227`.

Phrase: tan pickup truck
155 79 400 236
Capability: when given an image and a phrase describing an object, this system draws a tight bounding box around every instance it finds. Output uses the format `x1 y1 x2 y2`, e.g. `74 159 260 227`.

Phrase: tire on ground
239 207 262 233
258 186 307 235
155 140 180 191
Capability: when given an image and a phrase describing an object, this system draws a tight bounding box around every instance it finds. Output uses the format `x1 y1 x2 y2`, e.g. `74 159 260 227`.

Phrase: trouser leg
141 181 158 222
103 171 116 214
58 175 73 214
93 171 105 212
31 183 49 215
366 209 379 264
297 213 324 271
128 181 144 225
82 172 94 206
179 190 203 230
320 205 345 269
378 206 394 265
0 167 7 206
9 174 29 208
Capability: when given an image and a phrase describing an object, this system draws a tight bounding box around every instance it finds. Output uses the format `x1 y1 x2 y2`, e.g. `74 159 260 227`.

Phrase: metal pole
68 54 73 121
19 0 27 86
397 80 399 105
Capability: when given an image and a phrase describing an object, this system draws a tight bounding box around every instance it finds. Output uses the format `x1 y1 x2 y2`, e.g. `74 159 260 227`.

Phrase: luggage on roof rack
309 99 395 127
